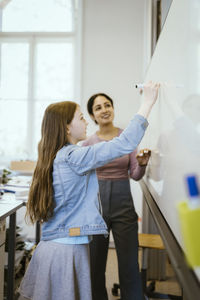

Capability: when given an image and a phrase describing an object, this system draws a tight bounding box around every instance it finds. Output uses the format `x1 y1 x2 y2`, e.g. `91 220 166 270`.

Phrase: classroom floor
106 248 182 300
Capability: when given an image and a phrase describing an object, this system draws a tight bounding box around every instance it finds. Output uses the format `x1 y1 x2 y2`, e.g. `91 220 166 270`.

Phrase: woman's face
92 96 114 125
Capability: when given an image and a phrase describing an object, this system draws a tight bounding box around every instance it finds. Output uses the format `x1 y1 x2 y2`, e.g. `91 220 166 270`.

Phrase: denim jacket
41 114 148 240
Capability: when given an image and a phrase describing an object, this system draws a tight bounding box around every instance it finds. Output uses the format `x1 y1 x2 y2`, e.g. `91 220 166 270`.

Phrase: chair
112 233 182 300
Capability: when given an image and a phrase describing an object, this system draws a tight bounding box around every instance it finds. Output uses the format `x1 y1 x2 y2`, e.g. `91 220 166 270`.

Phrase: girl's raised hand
137 81 160 119
143 81 160 107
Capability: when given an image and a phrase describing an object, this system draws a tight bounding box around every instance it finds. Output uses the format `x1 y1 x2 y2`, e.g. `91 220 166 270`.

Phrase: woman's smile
101 113 111 119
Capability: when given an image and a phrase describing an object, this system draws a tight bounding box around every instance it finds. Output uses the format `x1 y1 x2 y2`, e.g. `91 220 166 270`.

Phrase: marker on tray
185 175 200 209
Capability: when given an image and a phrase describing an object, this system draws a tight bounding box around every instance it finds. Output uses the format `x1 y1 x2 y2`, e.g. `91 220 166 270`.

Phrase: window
0 0 81 161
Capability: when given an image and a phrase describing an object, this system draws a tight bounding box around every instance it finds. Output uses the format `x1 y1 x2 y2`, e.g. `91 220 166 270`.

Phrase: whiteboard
140 0 200 253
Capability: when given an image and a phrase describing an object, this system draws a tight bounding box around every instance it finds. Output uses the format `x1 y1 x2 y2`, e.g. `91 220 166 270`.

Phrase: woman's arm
129 149 146 181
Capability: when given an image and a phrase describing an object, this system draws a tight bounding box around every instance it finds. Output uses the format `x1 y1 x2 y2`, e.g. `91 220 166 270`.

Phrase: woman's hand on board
136 148 151 166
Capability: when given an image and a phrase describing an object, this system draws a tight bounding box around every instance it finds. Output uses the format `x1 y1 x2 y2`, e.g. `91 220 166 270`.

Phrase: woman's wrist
138 163 147 167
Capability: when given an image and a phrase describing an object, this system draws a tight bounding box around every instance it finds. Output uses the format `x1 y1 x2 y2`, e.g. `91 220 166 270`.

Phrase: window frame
0 1 82 160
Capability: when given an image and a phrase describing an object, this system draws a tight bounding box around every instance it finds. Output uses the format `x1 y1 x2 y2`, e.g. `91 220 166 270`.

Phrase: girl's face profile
92 96 114 125
67 106 88 144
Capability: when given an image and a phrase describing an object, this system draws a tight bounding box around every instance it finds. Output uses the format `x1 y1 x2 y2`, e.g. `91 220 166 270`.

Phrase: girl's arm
65 82 159 175
65 115 147 175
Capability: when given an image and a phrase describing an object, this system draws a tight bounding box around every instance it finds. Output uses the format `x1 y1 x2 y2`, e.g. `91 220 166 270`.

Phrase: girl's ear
66 125 70 135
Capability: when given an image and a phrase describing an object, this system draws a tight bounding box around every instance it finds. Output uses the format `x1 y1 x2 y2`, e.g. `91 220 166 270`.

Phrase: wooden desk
0 196 24 300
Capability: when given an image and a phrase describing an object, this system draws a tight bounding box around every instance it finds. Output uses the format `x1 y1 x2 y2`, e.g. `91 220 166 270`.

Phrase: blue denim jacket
41 114 148 240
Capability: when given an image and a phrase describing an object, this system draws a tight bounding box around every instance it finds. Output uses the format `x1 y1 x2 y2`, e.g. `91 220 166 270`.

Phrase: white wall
81 0 147 230
16 0 149 239
81 0 146 131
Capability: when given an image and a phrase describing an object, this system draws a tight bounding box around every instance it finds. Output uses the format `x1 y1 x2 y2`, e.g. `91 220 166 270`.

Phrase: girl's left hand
136 149 151 166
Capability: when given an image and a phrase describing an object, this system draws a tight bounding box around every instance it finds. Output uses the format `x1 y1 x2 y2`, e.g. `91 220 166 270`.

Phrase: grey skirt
19 241 92 300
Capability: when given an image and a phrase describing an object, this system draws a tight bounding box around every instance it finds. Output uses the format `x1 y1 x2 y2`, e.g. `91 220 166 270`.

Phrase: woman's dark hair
87 93 114 124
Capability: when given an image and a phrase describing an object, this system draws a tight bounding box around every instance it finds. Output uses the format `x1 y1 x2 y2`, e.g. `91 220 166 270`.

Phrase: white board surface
140 0 200 258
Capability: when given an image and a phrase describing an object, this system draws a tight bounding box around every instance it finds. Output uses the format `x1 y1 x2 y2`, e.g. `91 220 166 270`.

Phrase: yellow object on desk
177 201 200 267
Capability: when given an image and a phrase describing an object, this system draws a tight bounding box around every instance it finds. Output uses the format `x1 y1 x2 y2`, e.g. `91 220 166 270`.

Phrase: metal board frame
140 179 200 300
